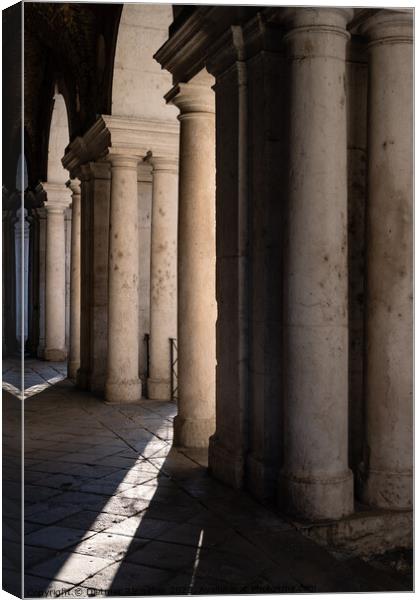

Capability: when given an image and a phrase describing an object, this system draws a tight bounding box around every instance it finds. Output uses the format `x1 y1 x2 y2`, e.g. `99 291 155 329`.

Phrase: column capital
282 7 354 31
149 156 179 174
42 182 71 212
66 178 81 196
282 7 353 59
358 9 413 46
166 71 215 116
107 153 140 170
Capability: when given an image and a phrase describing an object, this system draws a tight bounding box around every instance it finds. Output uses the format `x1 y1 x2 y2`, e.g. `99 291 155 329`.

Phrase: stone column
104 154 142 404
76 166 93 389
137 163 153 380
359 10 413 509
67 178 81 380
206 28 250 488
64 207 72 353
166 72 216 447
89 161 111 394
37 207 47 358
278 8 354 520
43 182 71 361
147 156 178 400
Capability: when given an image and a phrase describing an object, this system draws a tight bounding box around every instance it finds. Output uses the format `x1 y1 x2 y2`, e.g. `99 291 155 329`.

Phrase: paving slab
70 531 147 561
16 360 409 596
28 551 114 585
81 561 174 595
54 510 127 533
25 526 97 550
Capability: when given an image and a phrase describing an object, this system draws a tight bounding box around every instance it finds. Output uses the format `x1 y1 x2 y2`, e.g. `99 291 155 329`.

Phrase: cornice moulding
62 115 180 174
154 6 260 83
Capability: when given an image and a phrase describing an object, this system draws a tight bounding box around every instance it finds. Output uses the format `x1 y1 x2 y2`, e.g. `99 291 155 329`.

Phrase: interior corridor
2 363 411 596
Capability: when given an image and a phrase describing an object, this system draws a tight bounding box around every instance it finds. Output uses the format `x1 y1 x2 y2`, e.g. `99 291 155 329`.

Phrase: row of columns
40 7 411 522
98 82 217 439
157 7 411 520
55 83 217 450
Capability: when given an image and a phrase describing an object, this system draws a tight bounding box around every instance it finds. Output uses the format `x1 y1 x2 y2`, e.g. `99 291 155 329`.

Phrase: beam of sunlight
51 433 172 593
188 528 204 595
2 381 22 397
2 362 67 398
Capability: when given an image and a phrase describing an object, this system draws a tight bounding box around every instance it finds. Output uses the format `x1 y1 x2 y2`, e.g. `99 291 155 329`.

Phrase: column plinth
66 179 81 379
104 154 142 404
358 10 413 510
147 156 178 401
43 183 71 362
278 8 354 520
167 72 217 447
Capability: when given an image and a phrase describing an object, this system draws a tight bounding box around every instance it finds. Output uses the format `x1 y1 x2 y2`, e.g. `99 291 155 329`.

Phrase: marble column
104 154 142 404
43 182 71 362
359 10 413 509
278 8 354 520
67 178 81 380
147 156 178 401
167 72 216 447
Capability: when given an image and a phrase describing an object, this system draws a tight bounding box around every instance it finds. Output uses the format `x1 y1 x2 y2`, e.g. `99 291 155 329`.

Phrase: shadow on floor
2 370 413 597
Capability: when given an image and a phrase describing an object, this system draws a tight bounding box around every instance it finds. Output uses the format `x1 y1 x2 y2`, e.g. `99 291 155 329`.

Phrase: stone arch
111 4 177 121
46 87 70 185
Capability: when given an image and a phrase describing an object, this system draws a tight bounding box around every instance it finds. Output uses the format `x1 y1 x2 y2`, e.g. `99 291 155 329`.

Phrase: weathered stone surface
21 364 412 594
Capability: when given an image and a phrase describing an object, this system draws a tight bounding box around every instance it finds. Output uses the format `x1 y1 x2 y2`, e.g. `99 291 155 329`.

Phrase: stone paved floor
2 362 411 596
3 357 67 397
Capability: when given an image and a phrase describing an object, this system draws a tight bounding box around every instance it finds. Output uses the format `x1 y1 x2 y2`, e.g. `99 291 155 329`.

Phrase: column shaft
147 157 178 400
168 73 216 447
67 179 81 379
105 154 142 403
43 182 71 362
137 164 153 381
279 8 354 520
44 206 67 361
360 11 413 509
89 162 111 394
37 208 47 358
76 169 92 388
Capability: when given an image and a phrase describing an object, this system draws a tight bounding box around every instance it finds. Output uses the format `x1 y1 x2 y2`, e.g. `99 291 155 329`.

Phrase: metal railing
169 337 178 403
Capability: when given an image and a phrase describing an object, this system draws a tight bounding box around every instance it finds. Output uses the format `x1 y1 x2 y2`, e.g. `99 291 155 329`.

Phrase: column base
278 469 354 521
358 468 412 510
105 378 142 404
208 435 244 489
147 377 171 401
44 348 67 362
173 415 215 449
67 361 80 380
